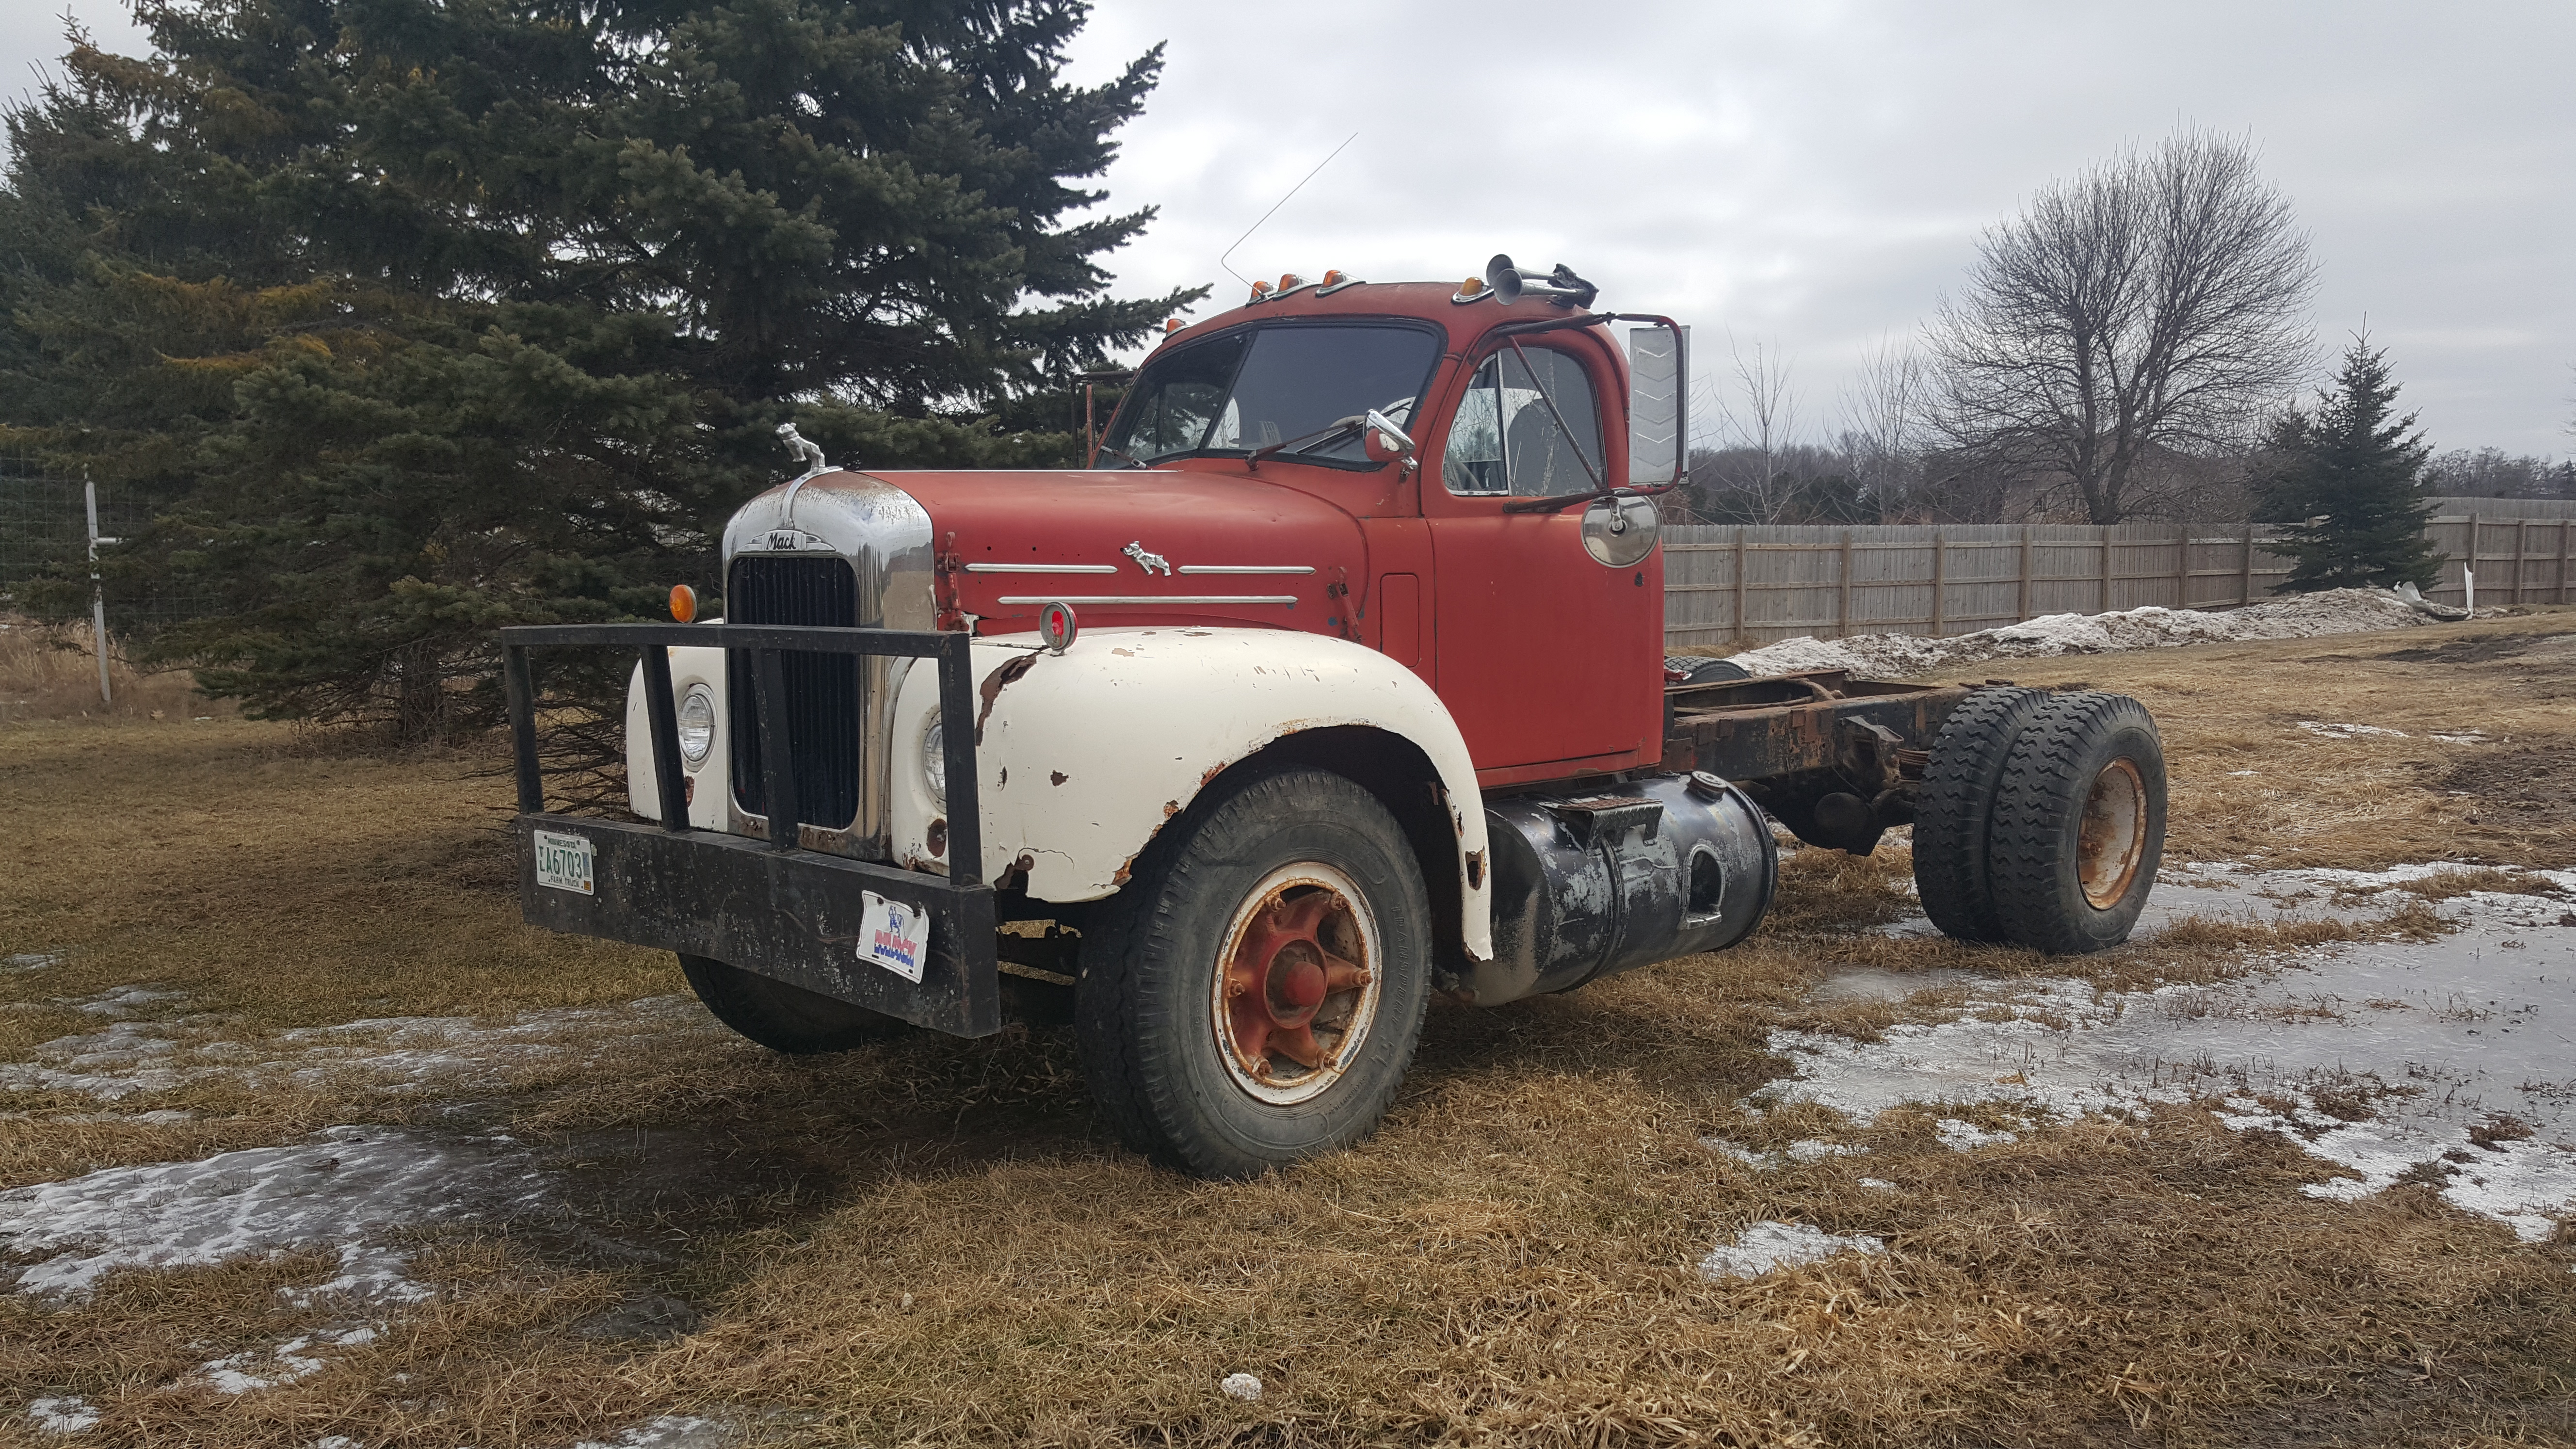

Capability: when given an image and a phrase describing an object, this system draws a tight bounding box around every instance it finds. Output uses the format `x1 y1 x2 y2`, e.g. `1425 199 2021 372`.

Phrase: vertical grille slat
727 557 861 834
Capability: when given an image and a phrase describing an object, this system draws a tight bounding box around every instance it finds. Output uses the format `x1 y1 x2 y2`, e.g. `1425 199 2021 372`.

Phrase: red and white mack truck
503 257 2167 1178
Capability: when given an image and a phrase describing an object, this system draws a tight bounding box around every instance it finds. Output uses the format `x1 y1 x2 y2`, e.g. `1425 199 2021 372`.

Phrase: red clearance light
669 584 698 623
1039 600 1079 653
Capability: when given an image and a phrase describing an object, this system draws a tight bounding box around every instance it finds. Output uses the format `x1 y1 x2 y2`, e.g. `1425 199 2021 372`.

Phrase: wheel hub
1214 869 1379 1104
2077 757 2148 909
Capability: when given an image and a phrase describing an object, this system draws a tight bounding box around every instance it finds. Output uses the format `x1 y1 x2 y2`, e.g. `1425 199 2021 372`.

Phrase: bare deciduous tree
1928 129 2316 524
1835 337 1926 515
1692 335 1806 522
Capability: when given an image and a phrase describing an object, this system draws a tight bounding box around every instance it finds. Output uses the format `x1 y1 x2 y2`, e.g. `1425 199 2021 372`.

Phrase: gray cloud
1065 0 2575 455
8 0 2566 453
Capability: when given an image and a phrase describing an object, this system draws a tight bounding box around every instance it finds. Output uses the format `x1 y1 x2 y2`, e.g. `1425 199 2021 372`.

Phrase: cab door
1423 333 1663 777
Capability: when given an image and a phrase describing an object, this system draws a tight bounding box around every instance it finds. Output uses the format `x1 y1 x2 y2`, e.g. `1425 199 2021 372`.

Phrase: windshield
1103 323 1442 467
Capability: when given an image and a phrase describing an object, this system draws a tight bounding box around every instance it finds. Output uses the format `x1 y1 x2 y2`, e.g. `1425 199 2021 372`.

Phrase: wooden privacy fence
1662 513 2573 648
2430 514 2576 611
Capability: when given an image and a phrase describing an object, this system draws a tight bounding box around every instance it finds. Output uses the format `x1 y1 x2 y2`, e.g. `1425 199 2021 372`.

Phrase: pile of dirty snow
1724 587 2442 679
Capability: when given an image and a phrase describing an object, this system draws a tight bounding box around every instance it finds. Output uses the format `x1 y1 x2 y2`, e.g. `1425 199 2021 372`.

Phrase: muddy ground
3 610 2573 1448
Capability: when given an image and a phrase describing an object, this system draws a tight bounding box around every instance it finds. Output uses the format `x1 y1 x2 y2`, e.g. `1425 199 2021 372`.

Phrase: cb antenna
1217 131 1357 289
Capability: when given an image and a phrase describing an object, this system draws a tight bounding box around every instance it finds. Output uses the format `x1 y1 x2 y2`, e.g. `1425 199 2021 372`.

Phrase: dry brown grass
0 615 228 724
5 612 2576 1447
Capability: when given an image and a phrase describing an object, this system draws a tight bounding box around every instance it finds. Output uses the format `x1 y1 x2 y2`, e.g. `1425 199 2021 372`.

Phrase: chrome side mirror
1626 323 1687 487
1361 409 1417 463
1581 493 1660 567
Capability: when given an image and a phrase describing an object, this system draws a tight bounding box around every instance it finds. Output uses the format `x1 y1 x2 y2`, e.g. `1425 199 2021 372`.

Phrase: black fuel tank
1457 772 1778 1007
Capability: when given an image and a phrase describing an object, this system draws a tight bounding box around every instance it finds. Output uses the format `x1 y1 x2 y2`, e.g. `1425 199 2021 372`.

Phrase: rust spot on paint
1465 849 1487 891
1112 647 1134 657
1199 764 1225 789
1162 799 1180 818
1050 770 1068 787
1111 858 1134 888
926 817 948 856
974 652 1038 744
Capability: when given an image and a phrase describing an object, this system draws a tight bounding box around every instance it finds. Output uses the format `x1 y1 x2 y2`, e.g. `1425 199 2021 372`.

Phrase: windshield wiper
1246 414 1367 470
1091 440 1152 469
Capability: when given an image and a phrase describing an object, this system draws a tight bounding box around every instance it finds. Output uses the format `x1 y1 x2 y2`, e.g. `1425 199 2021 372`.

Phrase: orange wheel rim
2077 757 2148 910
1210 863 1380 1105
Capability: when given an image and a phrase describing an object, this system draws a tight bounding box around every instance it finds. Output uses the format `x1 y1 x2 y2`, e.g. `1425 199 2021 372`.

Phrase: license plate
532 829 595 895
859 890 930 983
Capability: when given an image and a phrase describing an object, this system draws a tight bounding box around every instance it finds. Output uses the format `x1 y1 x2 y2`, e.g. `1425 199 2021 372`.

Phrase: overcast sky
7 1 2569 456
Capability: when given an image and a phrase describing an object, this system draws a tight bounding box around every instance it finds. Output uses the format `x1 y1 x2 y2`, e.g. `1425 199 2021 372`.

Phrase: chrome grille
726 556 861 832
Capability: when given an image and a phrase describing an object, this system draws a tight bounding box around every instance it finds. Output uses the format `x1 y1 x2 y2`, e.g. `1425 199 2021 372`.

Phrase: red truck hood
883 466 1366 636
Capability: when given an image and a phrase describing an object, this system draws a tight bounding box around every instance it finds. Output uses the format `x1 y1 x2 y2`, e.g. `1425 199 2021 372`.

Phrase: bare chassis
501 622 1971 1037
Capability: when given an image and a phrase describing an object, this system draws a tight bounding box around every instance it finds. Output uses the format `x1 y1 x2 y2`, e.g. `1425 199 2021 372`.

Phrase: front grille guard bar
499 622 982 886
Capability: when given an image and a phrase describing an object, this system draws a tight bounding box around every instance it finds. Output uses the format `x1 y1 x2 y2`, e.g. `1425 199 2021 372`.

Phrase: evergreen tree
2253 337 2441 592
0 0 1196 737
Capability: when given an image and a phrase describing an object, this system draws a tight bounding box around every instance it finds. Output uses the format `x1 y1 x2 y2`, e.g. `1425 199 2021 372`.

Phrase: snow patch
27 1397 100 1435
1699 1221 1886 1281
0 1127 551 1300
0 995 719 1104
199 1324 380 1395
1725 587 2435 680
5 952 63 972
572 1413 739 1449
1767 863 2576 1240
2299 721 2408 740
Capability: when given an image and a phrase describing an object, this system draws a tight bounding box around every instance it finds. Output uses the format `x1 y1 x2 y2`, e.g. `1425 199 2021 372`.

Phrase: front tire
1985 692 2167 954
1075 767 1432 1179
677 954 911 1053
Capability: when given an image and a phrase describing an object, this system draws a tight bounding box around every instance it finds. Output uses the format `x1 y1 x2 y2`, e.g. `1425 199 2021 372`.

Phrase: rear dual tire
1913 689 2165 954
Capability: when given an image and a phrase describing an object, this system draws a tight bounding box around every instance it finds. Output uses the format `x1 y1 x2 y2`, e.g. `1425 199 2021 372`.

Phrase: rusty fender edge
516 815 1004 1037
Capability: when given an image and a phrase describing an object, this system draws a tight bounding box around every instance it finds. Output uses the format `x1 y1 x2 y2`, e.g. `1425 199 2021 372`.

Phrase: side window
1441 346 1605 498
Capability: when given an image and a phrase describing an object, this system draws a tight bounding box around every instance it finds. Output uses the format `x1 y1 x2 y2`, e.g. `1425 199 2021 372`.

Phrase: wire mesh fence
0 453 220 629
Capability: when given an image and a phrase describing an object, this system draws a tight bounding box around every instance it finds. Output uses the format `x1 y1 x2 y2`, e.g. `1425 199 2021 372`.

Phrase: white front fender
887 628 1493 962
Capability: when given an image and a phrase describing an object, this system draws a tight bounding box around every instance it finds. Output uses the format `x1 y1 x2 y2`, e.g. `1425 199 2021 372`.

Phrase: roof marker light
669 584 698 623
1164 317 1184 333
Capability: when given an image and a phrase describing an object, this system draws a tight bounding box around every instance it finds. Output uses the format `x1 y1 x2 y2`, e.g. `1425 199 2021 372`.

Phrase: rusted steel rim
1209 862 1381 1106
2077 757 2149 909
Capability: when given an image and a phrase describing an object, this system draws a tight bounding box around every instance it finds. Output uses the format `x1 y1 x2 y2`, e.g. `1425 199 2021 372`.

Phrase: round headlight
676 684 716 766
921 711 946 808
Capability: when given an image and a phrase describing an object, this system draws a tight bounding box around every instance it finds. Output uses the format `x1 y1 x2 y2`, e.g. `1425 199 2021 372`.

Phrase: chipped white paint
887 628 1494 960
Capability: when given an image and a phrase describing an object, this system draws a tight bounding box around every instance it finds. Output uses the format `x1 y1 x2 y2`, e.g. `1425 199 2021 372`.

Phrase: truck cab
507 258 2168 1179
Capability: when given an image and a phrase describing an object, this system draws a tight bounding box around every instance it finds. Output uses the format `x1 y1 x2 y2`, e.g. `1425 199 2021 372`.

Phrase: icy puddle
1771 863 2576 1240
0 993 724 1102
0 1126 553 1300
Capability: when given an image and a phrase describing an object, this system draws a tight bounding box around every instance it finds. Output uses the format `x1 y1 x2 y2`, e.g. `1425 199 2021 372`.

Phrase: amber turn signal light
669 584 698 623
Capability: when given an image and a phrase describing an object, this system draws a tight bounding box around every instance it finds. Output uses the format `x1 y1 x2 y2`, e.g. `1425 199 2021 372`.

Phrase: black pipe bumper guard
501 622 1002 1037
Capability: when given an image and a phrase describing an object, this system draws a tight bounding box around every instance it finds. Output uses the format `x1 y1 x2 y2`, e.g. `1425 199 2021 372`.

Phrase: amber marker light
1164 317 1184 333
1461 276 1484 294
669 584 698 623
1320 269 1345 287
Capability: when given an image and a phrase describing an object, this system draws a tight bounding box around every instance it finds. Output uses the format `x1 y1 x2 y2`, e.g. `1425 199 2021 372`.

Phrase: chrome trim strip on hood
994 594 1298 606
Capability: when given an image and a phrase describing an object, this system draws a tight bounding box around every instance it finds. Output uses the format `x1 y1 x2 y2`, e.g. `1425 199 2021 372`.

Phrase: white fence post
84 476 116 705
